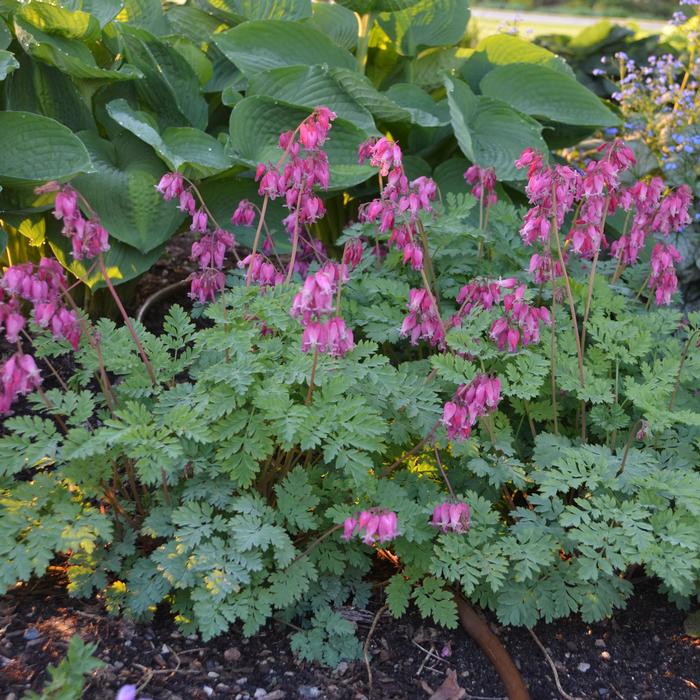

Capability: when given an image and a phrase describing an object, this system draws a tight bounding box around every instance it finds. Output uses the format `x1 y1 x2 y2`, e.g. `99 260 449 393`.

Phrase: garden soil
1 575 698 700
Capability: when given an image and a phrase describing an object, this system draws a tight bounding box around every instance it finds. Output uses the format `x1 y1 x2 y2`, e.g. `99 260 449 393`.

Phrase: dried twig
527 628 582 700
363 604 387 697
411 640 451 667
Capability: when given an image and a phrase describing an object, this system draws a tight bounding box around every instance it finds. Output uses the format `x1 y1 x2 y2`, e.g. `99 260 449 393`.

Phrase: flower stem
433 445 456 501
306 347 319 405
98 253 157 387
286 187 305 283
246 194 269 286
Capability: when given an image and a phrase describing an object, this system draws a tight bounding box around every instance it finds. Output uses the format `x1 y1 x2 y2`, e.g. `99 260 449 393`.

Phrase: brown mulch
1 575 698 700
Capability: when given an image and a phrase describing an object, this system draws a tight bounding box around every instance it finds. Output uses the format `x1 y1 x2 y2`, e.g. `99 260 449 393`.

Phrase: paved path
471 6 666 33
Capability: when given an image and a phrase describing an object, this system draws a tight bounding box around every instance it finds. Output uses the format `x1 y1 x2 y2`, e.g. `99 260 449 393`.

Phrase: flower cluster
240 106 336 279
156 172 237 303
490 284 551 352
342 510 399 545
359 137 437 272
1 260 81 350
464 164 497 207
291 263 354 358
0 352 42 415
52 186 110 260
649 243 682 305
400 288 444 348
431 501 470 533
518 141 693 305
442 374 501 441
450 277 517 327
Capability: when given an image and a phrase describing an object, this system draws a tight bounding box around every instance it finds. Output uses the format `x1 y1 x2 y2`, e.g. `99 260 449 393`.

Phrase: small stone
254 690 267 699
594 639 606 648
203 687 214 698
577 662 591 673
261 692 285 700
298 687 321 699
161 644 171 654
5 693 17 700
237 678 248 686
284 671 295 677
208 671 220 679
601 651 611 661
224 647 242 663
598 689 609 698
216 685 231 692
23 628 40 641
113 661 124 670
334 661 349 676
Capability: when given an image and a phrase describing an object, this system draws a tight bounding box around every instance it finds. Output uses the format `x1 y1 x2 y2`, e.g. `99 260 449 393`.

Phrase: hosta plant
1 0 622 293
0 110 698 666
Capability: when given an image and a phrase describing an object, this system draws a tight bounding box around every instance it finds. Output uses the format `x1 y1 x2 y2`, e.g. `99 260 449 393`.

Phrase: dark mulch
1 575 698 700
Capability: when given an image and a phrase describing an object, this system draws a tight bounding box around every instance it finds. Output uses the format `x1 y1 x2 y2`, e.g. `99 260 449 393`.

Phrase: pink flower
342 239 364 270
155 172 185 201
190 209 208 233
231 200 256 227
431 502 470 533
649 243 681 305
342 510 399 545
189 269 225 303
53 188 79 221
178 190 196 216
464 165 497 206
515 148 544 177
0 352 42 415
324 317 354 358
442 374 501 441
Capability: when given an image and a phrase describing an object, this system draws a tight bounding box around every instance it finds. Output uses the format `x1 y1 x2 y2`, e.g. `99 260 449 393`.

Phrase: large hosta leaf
228 96 374 189
445 76 547 181
335 0 421 12
72 132 184 253
65 0 123 27
248 65 376 132
200 0 311 22
377 0 470 56
215 20 355 76
4 54 94 131
0 111 91 185
106 99 232 176
305 2 358 51
480 64 619 128
120 25 208 129
117 0 170 35
384 83 449 127
329 67 410 123
13 2 141 81
459 34 574 91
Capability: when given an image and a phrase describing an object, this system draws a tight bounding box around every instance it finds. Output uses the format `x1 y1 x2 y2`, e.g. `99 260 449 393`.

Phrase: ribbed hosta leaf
335 0 421 12
228 96 374 190
0 111 91 185
3 54 94 131
305 2 358 51
106 99 232 176
377 0 470 56
120 24 208 129
248 65 376 132
329 67 410 123
445 76 547 181
13 3 141 81
214 20 355 77
72 132 184 253
460 34 574 90
384 83 449 127
481 64 619 127
201 0 311 22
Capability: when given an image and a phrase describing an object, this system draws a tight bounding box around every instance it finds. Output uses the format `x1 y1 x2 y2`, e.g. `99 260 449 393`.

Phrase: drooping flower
442 374 501 441
0 352 42 415
464 165 497 207
431 502 470 533
231 200 257 227
400 288 444 349
342 510 399 545
649 242 681 305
